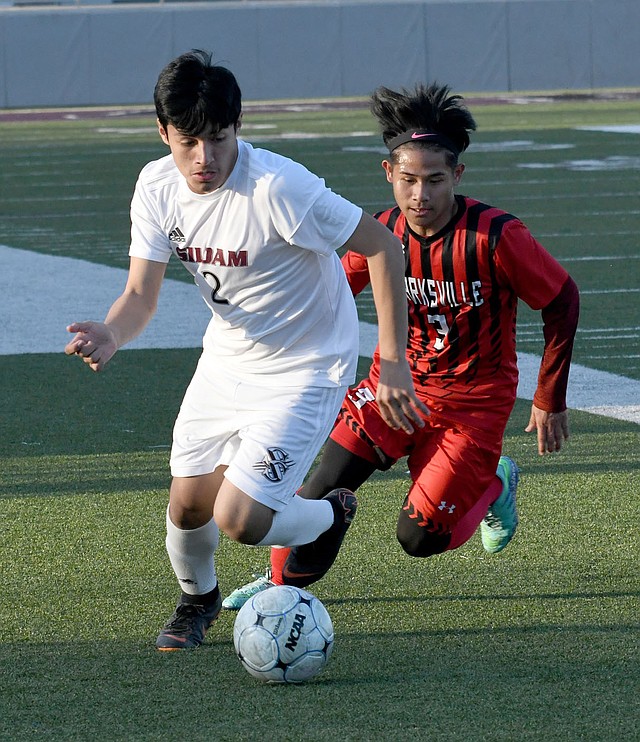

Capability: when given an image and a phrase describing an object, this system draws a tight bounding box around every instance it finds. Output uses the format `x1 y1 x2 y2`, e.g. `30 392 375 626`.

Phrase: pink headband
387 129 460 155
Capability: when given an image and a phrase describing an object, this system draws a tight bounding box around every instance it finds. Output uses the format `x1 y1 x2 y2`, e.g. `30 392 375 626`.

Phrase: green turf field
0 94 638 740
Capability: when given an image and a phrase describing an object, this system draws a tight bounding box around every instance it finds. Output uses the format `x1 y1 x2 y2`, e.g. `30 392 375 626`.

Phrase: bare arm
342 212 429 433
65 257 167 372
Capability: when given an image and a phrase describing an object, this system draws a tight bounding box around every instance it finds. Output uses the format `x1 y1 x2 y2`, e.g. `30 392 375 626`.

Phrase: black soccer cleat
156 592 222 651
282 488 357 588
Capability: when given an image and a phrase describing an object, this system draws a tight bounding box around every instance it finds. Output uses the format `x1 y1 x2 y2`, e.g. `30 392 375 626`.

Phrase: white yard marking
2 244 638 424
0 245 207 354
577 125 640 134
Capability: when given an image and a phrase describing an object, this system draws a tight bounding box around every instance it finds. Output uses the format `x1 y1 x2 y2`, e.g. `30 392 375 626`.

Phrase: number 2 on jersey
202 271 229 305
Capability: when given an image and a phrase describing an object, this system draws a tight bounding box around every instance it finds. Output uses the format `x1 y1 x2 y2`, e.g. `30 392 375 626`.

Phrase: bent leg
271 429 380 583
449 476 502 550
396 428 500 558
396 499 452 557
300 438 379 500
214 477 334 547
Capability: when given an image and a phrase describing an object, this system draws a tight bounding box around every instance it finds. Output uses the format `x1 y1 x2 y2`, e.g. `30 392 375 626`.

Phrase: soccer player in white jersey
65 50 427 650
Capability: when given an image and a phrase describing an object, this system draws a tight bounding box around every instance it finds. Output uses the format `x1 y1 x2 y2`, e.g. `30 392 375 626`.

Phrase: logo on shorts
253 447 295 482
438 501 456 514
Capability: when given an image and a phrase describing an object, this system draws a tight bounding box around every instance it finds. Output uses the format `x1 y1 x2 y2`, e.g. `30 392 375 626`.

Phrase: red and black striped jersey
342 195 574 449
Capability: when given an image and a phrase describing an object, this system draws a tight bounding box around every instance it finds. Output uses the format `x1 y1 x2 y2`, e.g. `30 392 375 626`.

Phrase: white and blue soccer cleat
480 455 520 554
222 568 274 611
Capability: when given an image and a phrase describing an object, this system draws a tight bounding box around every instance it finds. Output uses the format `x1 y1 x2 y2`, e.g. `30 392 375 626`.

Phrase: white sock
165 507 219 596
256 495 333 547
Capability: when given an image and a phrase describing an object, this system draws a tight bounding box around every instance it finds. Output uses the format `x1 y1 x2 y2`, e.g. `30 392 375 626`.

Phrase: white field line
2 244 638 425
356 324 640 426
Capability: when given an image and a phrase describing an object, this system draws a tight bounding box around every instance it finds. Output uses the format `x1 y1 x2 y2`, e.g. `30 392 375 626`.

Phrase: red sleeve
341 250 371 297
494 221 579 412
533 275 580 412
493 220 569 309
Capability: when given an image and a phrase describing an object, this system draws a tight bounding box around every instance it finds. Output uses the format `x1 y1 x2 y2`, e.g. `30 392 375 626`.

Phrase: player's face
157 121 240 194
383 146 464 237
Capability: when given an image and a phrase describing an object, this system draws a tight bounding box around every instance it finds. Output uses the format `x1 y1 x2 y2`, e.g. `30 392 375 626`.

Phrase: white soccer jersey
129 139 362 387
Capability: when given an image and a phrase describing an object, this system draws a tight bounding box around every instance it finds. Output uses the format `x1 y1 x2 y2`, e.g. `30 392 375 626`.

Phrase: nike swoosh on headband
387 129 460 155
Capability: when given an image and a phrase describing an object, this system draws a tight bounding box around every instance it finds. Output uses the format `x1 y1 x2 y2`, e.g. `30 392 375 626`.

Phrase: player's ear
157 120 170 146
235 112 243 133
382 159 393 183
453 162 465 185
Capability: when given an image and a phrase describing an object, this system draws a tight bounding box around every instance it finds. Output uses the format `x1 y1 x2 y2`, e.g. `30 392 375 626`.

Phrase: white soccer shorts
170 359 348 512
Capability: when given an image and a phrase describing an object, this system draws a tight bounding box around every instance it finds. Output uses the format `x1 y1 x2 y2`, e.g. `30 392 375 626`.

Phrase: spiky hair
370 83 477 159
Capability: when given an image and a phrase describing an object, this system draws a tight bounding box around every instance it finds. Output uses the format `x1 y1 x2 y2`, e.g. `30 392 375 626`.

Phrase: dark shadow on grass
339 621 639 640
3 453 639 500
0 474 171 500
323 589 639 608
1 618 636 740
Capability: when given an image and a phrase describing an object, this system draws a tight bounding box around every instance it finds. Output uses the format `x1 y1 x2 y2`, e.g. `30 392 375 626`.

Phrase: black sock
180 583 219 606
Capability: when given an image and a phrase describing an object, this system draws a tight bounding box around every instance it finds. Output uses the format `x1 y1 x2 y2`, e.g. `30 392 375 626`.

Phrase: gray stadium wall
0 0 638 108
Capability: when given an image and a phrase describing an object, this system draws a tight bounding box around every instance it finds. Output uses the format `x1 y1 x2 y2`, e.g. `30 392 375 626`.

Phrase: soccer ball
233 585 334 684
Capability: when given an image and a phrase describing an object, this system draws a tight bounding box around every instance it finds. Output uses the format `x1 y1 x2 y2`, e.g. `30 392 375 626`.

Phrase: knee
168 487 257 542
168 501 210 530
214 508 262 545
213 489 273 545
221 523 258 545
169 473 220 529
396 505 451 558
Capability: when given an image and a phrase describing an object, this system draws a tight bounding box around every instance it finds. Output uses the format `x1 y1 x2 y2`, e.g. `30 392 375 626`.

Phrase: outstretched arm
342 212 429 434
65 257 166 372
525 276 580 454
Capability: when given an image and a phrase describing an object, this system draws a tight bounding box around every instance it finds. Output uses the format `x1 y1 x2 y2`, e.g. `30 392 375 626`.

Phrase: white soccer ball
233 584 334 684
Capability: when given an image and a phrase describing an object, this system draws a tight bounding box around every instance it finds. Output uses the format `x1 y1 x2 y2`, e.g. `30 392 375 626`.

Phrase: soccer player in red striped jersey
223 82 579 606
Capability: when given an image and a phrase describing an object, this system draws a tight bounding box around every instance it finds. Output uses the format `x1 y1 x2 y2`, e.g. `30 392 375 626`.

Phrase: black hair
370 83 477 165
154 49 242 136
